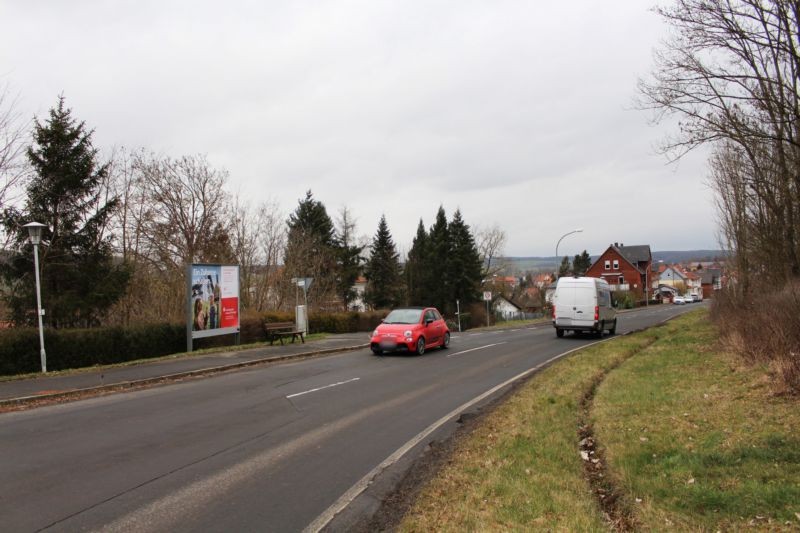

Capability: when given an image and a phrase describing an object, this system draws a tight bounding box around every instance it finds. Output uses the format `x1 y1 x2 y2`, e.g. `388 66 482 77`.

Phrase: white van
552 276 617 338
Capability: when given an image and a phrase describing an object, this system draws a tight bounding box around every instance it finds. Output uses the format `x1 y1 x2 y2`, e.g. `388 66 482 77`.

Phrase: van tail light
552 305 556 320
594 306 599 321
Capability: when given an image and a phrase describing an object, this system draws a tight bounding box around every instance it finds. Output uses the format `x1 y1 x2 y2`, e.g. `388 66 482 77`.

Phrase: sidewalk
0 332 370 408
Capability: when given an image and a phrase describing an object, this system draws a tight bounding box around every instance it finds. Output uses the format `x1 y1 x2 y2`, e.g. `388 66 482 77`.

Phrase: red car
370 307 450 355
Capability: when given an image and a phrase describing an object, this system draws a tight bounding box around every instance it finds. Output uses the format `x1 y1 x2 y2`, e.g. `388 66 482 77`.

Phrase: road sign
483 291 492 301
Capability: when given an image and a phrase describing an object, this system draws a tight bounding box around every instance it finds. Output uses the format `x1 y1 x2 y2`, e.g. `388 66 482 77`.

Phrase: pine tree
334 207 364 309
0 96 130 327
364 215 403 309
558 256 572 278
284 191 338 309
572 250 592 276
405 219 429 306
448 209 483 310
427 206 451 312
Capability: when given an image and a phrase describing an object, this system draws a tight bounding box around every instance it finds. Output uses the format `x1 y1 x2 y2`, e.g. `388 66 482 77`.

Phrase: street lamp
555 228 584 281
23 222 47 373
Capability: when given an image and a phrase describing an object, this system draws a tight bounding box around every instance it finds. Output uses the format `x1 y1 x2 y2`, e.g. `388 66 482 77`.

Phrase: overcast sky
1 1 717 257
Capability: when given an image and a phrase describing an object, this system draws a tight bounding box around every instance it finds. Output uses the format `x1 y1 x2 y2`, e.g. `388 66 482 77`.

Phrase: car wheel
416 337 426 355
556 328 564 338
440 332 450 349
609 319 617 335
371 347 382 355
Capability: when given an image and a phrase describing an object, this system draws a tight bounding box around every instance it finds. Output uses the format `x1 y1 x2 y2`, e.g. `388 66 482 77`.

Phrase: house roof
615 244 652 264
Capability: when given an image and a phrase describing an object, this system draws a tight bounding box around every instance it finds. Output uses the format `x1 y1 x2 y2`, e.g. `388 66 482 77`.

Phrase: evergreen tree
334 207 364 310
364 215 403 309
427 206 451 312
448 209 483 311
0 96 130 327
405 219 429 306
284 191 338 309
558 256 572 278
572 250 592 276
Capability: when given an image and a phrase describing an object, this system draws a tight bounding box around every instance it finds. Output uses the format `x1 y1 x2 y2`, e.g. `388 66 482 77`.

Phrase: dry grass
711 281 800 394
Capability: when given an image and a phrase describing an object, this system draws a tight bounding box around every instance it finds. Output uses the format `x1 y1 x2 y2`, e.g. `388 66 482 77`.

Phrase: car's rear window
384 309 423 324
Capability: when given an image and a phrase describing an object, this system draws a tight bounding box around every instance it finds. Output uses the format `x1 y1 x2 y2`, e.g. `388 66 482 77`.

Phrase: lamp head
23 222 47 245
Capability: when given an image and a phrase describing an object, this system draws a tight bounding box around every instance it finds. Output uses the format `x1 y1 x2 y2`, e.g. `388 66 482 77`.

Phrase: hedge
0 310 390 376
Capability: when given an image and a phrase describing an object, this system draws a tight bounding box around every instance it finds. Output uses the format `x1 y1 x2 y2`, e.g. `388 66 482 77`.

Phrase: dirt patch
578 374 637 532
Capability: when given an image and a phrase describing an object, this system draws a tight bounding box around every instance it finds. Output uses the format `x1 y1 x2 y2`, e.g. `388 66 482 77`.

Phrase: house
492 295 523 320
585 243 653 300
532 273 553 289
700 268 722 298
349 276 368 312
657 264 688 289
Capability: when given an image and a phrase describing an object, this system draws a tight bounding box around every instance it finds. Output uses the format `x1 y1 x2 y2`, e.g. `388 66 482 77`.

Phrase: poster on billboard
189 264 240 341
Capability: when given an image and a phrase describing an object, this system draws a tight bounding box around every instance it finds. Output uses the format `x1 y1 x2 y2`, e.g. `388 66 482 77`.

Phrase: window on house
604 260 610 270
613 260 619 270
619 276 625 285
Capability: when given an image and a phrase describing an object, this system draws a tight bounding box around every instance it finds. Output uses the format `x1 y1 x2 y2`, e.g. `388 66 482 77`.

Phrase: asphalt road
0 303 702 532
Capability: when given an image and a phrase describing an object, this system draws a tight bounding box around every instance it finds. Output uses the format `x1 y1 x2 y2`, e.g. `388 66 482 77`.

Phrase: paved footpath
0 333 369 406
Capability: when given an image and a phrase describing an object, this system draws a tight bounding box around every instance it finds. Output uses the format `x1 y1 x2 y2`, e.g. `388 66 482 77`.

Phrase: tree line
0 95 493 328
639 0 800 391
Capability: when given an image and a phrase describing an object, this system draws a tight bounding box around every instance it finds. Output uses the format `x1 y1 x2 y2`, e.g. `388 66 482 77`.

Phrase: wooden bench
264 321 305 345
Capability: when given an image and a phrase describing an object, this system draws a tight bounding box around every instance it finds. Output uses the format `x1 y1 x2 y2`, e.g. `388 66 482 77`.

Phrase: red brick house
585 243 653 300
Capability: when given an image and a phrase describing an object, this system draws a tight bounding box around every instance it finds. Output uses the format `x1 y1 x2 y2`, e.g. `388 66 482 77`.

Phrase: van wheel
609 319 617 335
556 328 564 338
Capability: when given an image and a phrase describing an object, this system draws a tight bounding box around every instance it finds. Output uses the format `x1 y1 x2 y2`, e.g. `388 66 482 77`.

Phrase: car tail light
594 306 599 321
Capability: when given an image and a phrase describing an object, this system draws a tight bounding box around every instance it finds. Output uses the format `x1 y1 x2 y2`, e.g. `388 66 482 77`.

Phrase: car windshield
384 309 423 324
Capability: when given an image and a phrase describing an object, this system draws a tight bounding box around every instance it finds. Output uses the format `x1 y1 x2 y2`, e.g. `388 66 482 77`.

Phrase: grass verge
399 310 800 531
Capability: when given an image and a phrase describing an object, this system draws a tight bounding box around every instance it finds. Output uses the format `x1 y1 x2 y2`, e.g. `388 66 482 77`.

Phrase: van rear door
571 285 596 327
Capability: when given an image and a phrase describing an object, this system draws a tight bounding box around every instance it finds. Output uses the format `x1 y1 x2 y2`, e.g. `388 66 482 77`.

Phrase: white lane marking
286 378 360 399
303 336 614 533
446 342 507 358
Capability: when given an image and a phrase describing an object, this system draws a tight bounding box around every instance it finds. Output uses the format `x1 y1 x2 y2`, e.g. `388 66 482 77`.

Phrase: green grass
593 312 800 531
400 310 800 531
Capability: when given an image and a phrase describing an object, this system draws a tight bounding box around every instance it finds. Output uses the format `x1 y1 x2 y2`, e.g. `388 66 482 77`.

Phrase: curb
0 343 369 410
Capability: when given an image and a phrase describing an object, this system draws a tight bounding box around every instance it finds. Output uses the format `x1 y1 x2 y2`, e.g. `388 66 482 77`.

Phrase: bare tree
105 152 234 323
475 223 508 278
0 84 28 219
639 0 800 284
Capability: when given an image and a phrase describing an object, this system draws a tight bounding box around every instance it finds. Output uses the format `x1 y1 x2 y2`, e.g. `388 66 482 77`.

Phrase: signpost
483 291 492 327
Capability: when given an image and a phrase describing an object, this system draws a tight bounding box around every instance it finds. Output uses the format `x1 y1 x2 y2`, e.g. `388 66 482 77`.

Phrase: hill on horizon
499 249 728 274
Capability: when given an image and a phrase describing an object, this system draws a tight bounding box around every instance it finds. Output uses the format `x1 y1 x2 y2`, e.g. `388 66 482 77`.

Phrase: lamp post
24 222 47 373
554 228 583 281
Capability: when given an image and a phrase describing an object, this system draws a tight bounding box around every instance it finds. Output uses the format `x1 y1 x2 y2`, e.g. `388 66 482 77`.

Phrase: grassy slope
400 310 800 531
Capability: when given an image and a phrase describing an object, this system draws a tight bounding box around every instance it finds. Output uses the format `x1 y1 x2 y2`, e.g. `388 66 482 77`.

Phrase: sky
0 1 717 258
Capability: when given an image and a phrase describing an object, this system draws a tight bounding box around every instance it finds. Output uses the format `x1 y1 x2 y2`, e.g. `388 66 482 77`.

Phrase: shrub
0 309 399 376
711 281 800 394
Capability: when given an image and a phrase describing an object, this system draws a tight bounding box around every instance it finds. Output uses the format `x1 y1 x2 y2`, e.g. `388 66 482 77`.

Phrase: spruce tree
558 256 572 278
0 96 130 327
284 191 338 308
448 209 483 309
427 206 451 312
405 219 429 306
364 215 403 309
572 250 592 276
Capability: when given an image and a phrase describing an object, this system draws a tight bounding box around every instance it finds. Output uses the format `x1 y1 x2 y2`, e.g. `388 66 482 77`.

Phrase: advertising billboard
189 264 240 341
